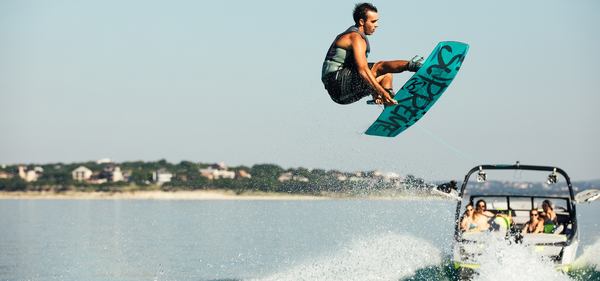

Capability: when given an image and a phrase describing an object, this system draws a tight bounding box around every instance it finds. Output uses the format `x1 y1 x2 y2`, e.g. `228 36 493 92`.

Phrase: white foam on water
253 232 441 281
574 237 600 269
471 235 571 281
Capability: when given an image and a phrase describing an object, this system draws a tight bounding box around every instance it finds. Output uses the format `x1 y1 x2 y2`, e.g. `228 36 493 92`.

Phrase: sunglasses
530 213 538 216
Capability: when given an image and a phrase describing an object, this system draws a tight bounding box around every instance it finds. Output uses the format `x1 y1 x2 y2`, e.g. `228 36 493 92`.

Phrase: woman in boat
460 203 478 232
522 209 544 234
473 199 494 231
540 200 559 233
541 200 557 223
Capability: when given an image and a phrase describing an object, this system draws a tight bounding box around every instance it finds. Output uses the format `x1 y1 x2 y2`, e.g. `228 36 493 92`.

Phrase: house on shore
18 166 43 182
236 169 252 179
72 165 125 183
152 169 173 185
0 171 12 179
99 165 124 182
72 166 93 182
96 158 113 164
199 163 235 180
278 172 309 182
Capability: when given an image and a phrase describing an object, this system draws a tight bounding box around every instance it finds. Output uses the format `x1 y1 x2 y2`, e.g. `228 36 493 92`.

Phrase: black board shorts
323 63 376 105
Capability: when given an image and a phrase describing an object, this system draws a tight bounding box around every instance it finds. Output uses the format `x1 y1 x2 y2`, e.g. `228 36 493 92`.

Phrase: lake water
1 199 599 281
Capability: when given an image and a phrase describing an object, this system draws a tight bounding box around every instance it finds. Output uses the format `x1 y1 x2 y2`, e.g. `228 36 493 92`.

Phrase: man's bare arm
349 34 397 105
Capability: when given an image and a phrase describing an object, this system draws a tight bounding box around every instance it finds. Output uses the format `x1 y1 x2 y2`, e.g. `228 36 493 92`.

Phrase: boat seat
521 233 567 244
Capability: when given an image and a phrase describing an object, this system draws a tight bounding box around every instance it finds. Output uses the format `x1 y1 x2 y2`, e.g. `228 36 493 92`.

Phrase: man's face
361 10 379 35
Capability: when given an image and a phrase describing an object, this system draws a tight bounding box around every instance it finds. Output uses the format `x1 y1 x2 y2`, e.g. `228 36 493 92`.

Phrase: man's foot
385 88 394 98
367 93 397 106
367 88 397 106
407 55 424 72
368 94 383 105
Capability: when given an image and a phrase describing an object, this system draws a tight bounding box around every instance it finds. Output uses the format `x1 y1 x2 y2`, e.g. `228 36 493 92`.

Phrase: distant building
18 166 43 182
278 172 309 182
335 173 348 181
379 172 402 182
212 162 227 170
152 170 173 185
200 168 235 180
199 163 235 180
384 172 401 179
96 158 113 164
278 172 293 182
236 169 252 179
72 166 93 182
0 171 13 179
111 166 124 182
99 165 124 182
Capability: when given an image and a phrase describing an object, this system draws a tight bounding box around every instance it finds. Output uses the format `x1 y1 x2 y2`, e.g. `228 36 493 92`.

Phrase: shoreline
0 190 328 200
0 190 440 201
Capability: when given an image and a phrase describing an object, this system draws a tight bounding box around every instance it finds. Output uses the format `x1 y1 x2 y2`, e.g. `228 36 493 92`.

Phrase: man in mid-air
322 3 423 106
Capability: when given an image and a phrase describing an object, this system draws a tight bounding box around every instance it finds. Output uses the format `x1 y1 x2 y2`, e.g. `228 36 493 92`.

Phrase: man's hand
381 92 397 105
372 92 397 105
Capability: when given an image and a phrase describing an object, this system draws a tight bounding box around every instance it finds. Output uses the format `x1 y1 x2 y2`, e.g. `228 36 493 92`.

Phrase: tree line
0 160 431 195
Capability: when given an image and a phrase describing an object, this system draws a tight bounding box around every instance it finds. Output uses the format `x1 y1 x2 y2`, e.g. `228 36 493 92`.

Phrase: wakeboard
575 188 600 203
365 41 469 137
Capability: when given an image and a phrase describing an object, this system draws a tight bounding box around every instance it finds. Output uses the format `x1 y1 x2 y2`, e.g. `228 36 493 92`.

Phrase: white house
111 166 124 182
101 165 124 182
199 163 237 180
96 158 112 164
199 167 235 180
152 170 173 185
18 166 43 182
278 172 309 183
72 166 93 182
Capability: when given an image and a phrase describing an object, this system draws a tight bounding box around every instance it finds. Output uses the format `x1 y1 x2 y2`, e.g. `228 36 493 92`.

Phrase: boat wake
470 236 571 281
250 232 600 281
575 237 600 269
569 237 600 281
253 232 442 281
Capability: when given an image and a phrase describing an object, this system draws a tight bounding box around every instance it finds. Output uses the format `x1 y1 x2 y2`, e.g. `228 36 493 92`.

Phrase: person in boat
521 209 544 234
473 199 495 231
540 199 560 233
540 200 557 223
460 203 478 232
321 3 423 106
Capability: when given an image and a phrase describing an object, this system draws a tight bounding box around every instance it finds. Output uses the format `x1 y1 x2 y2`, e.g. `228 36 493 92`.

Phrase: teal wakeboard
365 41 469 137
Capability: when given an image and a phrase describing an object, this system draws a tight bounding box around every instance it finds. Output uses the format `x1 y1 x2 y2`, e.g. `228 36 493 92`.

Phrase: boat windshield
468 195 570 213
462 169 571 198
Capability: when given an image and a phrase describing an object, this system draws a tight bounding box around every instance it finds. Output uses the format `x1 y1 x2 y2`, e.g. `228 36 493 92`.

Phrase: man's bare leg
368 58 423 104
377 73 393 90
369 64 398 104
371 60 411 77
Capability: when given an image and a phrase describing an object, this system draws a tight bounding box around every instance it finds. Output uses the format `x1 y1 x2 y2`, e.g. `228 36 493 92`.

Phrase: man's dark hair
353 3 377 25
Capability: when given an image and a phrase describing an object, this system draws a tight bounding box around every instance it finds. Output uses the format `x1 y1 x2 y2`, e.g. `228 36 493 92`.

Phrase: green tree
0 178 27 191
249 164 284 192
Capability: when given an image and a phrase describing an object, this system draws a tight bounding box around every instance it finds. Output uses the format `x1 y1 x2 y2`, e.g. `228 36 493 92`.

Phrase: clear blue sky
1 0 599 180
